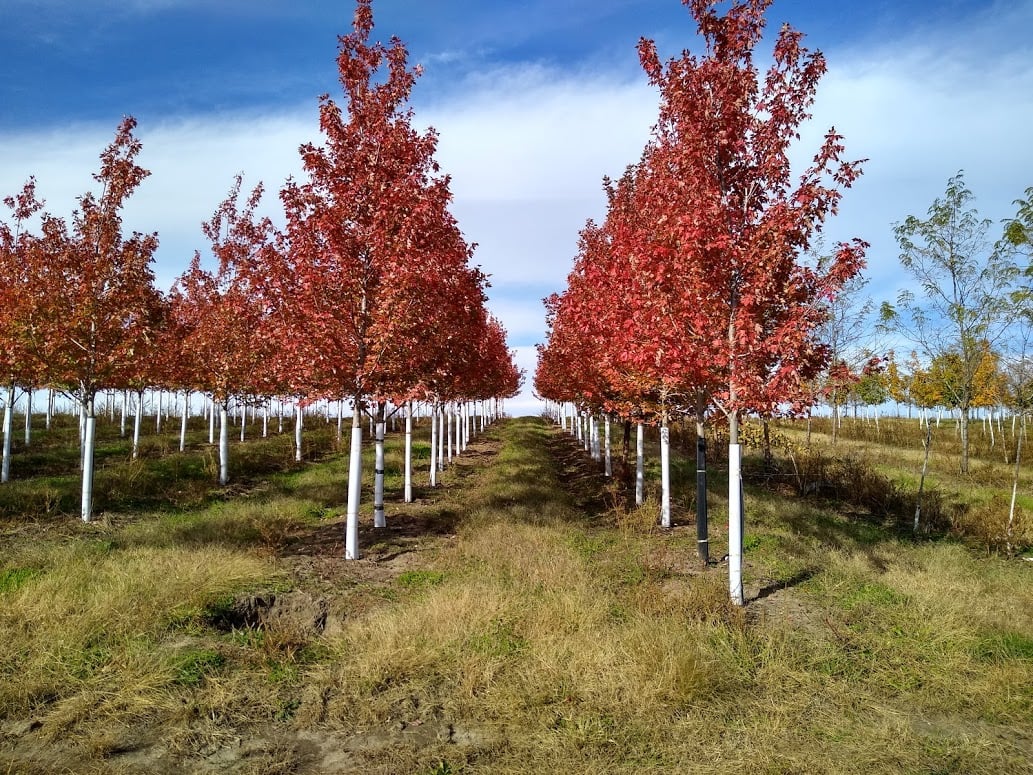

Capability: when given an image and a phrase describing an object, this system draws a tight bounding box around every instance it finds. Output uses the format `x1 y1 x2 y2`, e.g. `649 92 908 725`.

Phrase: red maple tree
280 0 496 559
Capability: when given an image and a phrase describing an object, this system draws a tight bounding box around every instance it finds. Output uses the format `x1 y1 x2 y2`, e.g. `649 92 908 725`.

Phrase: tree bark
404 402 413 502
180 391 190 452
1008 428 1022 553
1 382 14 483
695 398 709 565
429 402 438 486
374 402 387 528
914 422 933 532
219 403 230 485
294 404 304 462
23 389 31 448
959 405 970 474
345 405 363 560
660 415 671 528
635 422 644 507
132 389 144 460
81 394 97 522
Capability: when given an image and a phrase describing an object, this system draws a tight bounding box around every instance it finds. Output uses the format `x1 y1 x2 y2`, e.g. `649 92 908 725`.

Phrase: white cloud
3 4 1031 416
798 2 1033 304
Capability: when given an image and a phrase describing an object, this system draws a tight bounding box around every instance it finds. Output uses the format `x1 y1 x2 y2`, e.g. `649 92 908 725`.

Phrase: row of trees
0 0 521 560
809 171 1033 470
534 0 866 605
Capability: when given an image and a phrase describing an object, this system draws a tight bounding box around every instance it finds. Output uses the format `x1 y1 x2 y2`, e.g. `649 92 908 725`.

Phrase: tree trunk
345 405 363 560
263 404 269 438
120 389 127 437
81 394 97 522
604 415 612 477
959 405 970 474
46 388 54 431
446 404 454 464
728 301 745 608
429 403 438 487
635 423 644 507
374 402 387 528
695 400 709 565
180 391 190 452
240 403 246 442
621 420 631 468
1007 428 1022 553
660 415 671 528
1 382 14 483
437 405 445 472
23 389 31 448
132 389 144 460
155 390 162 434
728 409 744 606
914 423 933 532
294 404 304 462
455 404 462 458
404 402 413 502
209 395 216 444
219 403 230 485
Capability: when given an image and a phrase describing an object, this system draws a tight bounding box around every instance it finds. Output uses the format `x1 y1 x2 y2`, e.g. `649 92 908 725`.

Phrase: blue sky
2 0 1032 413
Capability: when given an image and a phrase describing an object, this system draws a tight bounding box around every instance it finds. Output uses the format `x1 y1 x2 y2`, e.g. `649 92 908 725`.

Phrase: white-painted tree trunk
81 395 97 523
209 395 216 444
46 388 54 431
437 406 445 472
240 403 246 442
455 404 462 458
728 442 744 606
446 404 454 464
263 404 269 438
132 389 143 460
180 391 190 452
278 399 284 434
462 403 469 451
219 403 229 485
604 415 611 477
660 421 671 528
119 389 127 437
374 409 387 528
23 390 31 447
295 404 303 462
429 403 438 487
1 383 13 483
337 400 343 442
635 423 644 507
345 411 363 560
155 390 162 434
404 403 413 502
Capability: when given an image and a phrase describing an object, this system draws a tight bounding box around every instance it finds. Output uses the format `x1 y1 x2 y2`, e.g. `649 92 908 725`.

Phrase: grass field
0 412 1031 773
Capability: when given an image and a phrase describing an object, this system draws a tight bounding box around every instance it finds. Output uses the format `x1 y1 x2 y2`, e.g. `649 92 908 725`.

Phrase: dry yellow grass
1 417 1031 774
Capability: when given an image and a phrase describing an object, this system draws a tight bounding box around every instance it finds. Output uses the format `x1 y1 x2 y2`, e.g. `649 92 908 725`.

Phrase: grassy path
1 417 1032 773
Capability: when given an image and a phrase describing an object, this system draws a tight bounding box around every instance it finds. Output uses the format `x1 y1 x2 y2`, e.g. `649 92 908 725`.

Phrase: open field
1 415 1031 773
